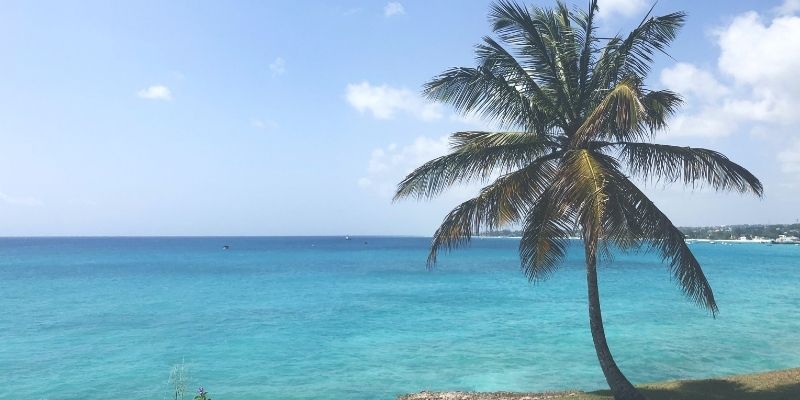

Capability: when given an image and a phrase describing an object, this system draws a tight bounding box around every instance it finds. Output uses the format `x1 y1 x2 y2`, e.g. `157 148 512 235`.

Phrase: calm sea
0 237 798 399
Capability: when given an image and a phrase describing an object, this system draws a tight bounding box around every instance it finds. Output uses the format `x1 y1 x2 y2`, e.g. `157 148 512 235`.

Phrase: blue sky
1 0 799 235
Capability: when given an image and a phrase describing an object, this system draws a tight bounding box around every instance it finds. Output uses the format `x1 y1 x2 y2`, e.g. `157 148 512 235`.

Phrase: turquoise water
0 237 798 399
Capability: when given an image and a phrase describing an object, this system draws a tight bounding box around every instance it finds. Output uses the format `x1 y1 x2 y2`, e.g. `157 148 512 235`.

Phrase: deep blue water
0 237 798 400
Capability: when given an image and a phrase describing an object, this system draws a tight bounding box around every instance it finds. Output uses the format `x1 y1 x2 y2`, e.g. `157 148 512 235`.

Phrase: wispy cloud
0 192 43 207
269 57 286 77
779 140 800 173
384 2 405 17
251 118 279 131
596 0 647 20
137 85 172 101
342 7 362 16
358 136 449 197
776 0 800 15
345 81 441 121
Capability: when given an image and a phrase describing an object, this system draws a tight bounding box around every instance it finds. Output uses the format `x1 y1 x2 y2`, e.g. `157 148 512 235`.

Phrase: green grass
399 368 800 400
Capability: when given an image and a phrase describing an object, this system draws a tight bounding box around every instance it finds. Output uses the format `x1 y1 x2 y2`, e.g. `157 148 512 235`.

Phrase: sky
1 0 800 236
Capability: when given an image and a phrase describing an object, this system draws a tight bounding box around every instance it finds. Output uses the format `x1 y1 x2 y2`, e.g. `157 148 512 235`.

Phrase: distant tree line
677 224 800 240
483 224 800 240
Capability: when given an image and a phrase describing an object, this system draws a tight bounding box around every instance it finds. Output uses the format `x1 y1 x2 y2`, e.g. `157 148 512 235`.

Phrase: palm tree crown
395 0 762 316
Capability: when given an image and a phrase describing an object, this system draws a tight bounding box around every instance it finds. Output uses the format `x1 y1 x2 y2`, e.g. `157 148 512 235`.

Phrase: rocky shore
398 391 581 400
396 368 800 400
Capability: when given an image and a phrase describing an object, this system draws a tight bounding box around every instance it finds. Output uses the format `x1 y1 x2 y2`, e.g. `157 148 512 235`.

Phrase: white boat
771 234 800 245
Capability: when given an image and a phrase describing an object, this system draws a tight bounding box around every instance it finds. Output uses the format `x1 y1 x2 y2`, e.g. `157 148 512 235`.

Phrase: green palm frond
640 89 682 133
423 66 540 130
592 10 686 90
573 0 599 108
610 173 719 314
475 36 557 124
488 0 576 123
616 142 764 195
394 131 554 200
560 150 611 235
518 185 575 282
427 156 558 265
573 77 644 145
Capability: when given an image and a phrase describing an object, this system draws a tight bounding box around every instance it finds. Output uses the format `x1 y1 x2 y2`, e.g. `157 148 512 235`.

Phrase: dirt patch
398 391 583 400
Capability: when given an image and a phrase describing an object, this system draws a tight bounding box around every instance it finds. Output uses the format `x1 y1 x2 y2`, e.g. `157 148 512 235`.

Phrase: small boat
222 245 230 250
345 236 351 240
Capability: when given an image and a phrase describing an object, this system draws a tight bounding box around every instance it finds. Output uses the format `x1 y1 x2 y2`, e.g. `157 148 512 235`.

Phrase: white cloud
596 0 647 20
359 136 449 197
251 119 278 131
345 81 442 121
775 0 800 16
717 12 800 89
664 110 733 139
715 11 800 124
658 63 738 138
779 141 800 174
384 2 405 17
137 85 172 101
0 192 43 207
658 7 800 140
660 63 729 102
269 57 286 76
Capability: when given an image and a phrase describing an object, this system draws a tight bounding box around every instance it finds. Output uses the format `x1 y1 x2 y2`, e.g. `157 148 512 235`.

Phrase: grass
399 368 800 400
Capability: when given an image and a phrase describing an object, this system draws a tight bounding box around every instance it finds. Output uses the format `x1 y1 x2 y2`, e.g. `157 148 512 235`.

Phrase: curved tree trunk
585 245 646 400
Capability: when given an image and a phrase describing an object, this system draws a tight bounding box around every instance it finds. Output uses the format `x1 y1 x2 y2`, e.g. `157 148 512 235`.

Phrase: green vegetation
680 224 800 240
393 1 762 399
400 368 800 400
485 223 800 240
193 387 212 400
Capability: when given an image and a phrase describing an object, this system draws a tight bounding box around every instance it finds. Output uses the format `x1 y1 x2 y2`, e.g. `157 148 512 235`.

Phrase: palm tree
393 1 763 399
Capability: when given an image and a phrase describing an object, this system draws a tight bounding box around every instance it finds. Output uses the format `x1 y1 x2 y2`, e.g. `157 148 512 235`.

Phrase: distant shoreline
477 236 784 244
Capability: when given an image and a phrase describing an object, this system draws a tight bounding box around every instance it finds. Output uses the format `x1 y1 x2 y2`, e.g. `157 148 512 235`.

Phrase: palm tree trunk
585 245 646 400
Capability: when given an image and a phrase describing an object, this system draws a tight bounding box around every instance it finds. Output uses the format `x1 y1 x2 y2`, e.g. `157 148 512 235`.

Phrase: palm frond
488 0 577 123
572 77 644 145
518 184 576 281
592 10 686 89
573 0 599 108
427 156 558 265
640 89 682 133
423 66 539 130
616 142 764 195
610 173 719 314
475 36 558 127
556 149 623 263
394 131 554 200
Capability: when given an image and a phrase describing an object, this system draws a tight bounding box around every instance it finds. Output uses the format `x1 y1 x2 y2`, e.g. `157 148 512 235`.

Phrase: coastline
399 367 800 400
478 236 786 245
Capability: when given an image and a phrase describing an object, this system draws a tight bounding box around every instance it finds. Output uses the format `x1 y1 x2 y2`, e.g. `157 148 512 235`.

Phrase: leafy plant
193 387 211 400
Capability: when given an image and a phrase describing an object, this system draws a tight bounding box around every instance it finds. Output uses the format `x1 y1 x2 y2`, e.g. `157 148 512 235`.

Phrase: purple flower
198 387 205 395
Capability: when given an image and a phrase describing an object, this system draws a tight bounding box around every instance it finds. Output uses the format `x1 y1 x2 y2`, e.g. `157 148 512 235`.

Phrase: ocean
0 237 798 400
